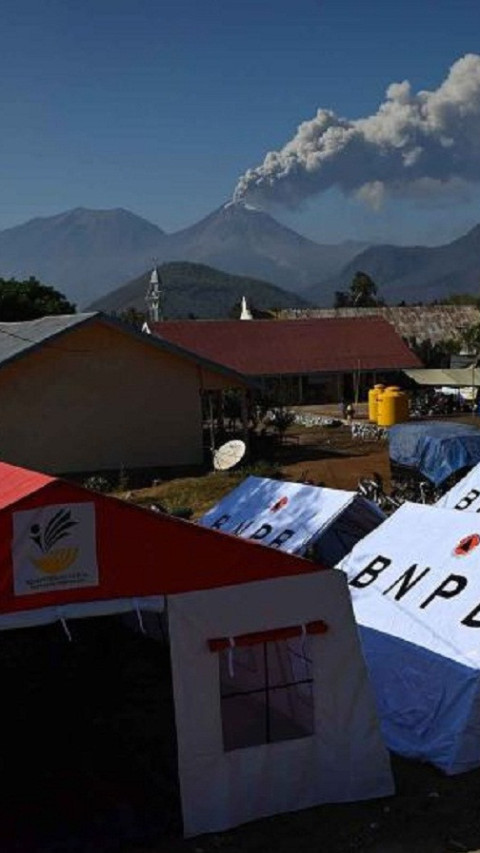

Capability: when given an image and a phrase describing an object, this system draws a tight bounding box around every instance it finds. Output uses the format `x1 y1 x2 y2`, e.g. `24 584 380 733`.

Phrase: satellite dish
213 439 246 471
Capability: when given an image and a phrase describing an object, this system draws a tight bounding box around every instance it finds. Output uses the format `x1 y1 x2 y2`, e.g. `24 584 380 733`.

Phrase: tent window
218 638 314 752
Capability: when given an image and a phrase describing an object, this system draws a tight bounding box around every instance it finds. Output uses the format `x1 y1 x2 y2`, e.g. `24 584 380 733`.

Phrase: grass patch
114 460 281 520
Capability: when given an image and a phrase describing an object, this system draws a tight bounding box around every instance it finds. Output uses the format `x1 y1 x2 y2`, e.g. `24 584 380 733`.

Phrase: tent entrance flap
0 614 180 849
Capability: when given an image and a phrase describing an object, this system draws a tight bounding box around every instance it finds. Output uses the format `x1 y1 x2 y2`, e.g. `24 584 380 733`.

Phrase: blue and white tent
389 421 480 485
436 462 480 512
200 476 384 567
338 501 480 774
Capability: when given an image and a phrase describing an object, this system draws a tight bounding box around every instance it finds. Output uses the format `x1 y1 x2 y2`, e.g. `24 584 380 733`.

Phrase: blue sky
2 0 480 245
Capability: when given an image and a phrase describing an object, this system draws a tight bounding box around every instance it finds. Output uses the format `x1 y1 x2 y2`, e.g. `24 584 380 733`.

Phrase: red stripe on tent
208 620 328 651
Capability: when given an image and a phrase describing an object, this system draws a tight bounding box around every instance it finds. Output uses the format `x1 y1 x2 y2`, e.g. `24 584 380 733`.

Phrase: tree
406 335 460 368
441 293 480 306
333 290 352 308
460 322 480 354
115 307 146 329
333 271 384 308
0 277 75 321
349 271 383 307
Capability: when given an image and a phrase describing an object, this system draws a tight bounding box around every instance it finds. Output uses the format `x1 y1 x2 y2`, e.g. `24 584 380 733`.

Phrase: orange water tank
377 387 409 427
368 384 385 423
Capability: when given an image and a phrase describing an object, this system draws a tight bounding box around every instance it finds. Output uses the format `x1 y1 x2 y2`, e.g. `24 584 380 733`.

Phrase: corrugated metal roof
0 313 95 366
151 317 421 375
404 367 480 386
279 306 480 346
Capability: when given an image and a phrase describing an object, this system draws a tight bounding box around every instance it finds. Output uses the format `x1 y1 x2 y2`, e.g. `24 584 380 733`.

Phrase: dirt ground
277 423 392 491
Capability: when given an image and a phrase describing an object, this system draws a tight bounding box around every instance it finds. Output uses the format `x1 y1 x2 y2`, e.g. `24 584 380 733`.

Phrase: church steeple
240 295 252 320
145 265 164 323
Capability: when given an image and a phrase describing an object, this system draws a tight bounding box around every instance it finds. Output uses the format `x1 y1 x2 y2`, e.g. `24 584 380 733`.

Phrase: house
145 317 421 404
0 312 249 473
0 461 394 838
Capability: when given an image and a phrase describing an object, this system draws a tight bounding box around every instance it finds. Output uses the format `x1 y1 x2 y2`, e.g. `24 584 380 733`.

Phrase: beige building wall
0 320 241 473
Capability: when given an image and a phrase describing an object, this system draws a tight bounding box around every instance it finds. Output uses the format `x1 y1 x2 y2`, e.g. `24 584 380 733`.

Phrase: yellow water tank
377 387 409 427
368 384 385 422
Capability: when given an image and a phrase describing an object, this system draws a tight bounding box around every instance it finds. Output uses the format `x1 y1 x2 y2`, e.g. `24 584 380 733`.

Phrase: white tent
338 501 480 774
170 569 394 835
436 463 480 512
200 476 385 566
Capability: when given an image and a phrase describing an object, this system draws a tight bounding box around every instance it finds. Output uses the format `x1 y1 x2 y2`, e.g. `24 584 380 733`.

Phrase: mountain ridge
0 203 365 307
306 223 480 306
88 261 313 319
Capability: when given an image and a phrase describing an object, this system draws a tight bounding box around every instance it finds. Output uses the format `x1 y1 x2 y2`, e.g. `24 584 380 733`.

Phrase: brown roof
279 305 480 346
150 318 421 376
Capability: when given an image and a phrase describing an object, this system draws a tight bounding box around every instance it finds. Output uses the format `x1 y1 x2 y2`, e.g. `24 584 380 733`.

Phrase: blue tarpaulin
388 421 480 485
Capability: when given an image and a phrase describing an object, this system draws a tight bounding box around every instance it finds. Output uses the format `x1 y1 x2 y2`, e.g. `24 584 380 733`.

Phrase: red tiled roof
151 318 421 376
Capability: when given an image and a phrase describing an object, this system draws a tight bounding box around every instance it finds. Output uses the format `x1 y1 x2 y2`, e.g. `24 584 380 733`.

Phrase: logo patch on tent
270 496 289 512
30 508 79 574
454 534 480 556
12 502 99 596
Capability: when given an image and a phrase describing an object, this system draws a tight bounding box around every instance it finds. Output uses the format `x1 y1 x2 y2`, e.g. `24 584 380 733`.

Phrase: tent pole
208 392 215 458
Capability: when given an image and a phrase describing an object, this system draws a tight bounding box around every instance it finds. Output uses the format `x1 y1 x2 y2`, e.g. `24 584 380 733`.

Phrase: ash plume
233 54 480 208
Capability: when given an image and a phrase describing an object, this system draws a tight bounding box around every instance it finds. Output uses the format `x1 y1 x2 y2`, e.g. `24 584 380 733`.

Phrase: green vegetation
114 460 281 520
0 276 75 321
334 270 384 308
405 335 460 368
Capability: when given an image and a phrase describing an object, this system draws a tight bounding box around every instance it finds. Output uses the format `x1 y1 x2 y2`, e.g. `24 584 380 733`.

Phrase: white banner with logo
338 501 480 667
200 476 357 554
437 463 480 512
12 502 98 596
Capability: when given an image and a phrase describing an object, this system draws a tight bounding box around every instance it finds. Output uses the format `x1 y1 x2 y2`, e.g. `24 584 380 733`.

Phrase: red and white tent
0 462 393 836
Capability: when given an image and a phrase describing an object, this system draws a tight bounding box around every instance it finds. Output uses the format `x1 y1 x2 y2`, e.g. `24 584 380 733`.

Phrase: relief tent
200 475 384 566
338 501 480 774
436 463 480 512
0 461 393 836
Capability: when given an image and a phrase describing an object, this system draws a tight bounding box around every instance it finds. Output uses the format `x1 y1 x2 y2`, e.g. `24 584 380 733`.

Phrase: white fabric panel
337 502 480 668
437 463 480 511
199 475 383 560
0 596 165 632
168 571 394 837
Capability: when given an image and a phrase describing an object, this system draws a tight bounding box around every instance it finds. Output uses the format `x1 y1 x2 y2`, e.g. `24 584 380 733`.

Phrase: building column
298 375 303 405
241 390 250 455
208 392 215 458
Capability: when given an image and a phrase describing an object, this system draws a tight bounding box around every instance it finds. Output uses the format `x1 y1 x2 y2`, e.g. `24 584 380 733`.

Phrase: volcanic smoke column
233 54 480 209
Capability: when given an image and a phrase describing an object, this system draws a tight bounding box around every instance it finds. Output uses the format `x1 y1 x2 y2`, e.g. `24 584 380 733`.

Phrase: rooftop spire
240 295 252 320
145 263 164 323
